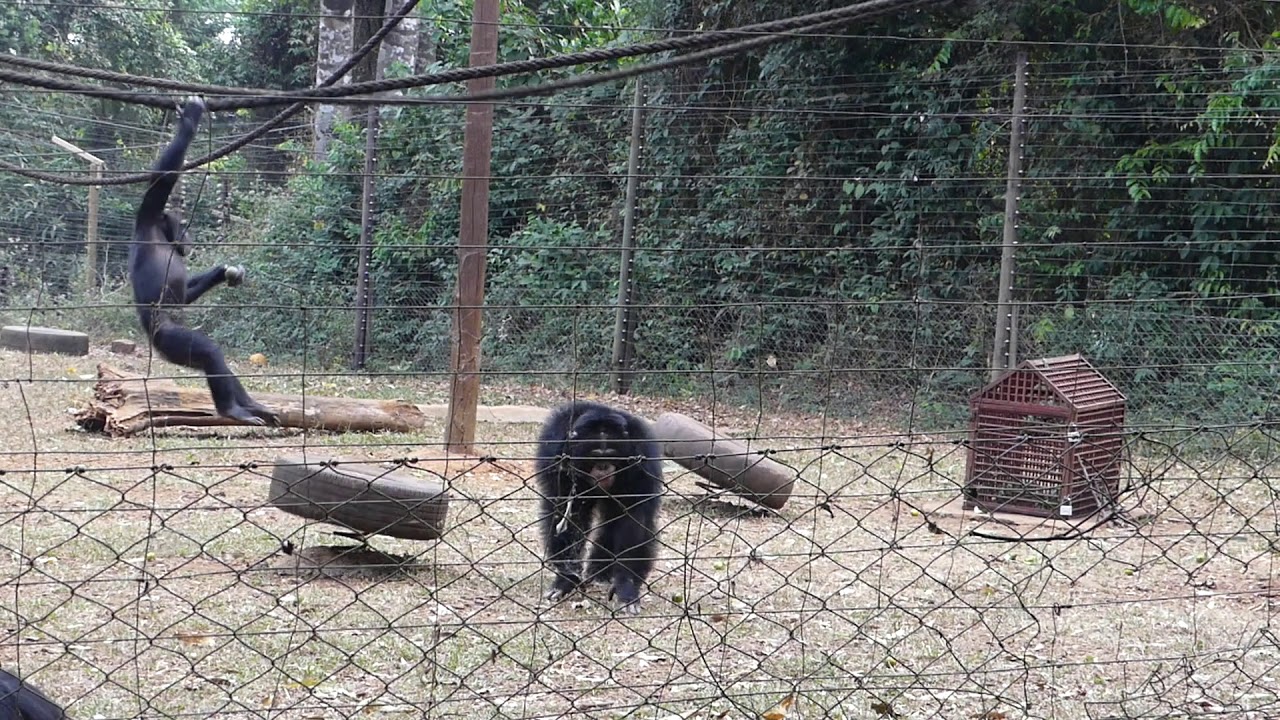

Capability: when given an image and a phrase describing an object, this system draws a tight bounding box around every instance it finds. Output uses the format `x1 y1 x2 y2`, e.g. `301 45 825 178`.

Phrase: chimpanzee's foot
222 404 267 426
609 578 642 616
243 398 279 426
545 573 582 604
181 96 206 124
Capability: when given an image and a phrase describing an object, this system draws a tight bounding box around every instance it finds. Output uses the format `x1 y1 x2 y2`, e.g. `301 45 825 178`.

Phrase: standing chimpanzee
130 96 277 426
535 400 663 615
0 668 67 719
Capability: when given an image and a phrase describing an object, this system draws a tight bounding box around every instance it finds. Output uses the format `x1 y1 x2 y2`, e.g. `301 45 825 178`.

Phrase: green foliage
194 0 1280 424
203 154 361 367
484 217 618 373
217 0 316 89
500 0 632 58
1019 281 1280 424
1125 0 1208 31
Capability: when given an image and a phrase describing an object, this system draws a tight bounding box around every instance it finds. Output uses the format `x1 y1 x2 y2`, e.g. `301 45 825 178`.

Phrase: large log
653 412 795 510
75 364 428 436
1 324 89 356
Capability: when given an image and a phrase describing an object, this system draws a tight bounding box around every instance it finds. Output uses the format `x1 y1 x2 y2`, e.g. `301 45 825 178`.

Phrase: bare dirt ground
1 346 1278 720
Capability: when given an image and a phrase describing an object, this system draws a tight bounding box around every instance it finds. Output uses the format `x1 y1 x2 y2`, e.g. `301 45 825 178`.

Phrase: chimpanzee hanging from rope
129 96 278 426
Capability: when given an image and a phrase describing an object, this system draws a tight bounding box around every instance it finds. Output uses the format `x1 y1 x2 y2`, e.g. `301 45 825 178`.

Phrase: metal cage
964 354 1127 519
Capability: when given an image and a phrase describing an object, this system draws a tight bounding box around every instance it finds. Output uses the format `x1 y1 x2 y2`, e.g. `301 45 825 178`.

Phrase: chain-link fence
3 397 1277 718
3 9 1280 719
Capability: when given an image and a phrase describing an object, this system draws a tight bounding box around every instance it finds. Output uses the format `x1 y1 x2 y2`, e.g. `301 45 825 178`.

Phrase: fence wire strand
2 9 1280 720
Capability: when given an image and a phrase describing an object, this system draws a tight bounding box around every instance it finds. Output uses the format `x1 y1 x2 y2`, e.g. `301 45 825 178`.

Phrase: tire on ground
654 412 796 510
268 455 450 541
1 325 90 356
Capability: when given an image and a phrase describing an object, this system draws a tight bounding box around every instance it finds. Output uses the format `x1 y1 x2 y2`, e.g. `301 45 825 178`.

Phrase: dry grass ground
1 346 1278 720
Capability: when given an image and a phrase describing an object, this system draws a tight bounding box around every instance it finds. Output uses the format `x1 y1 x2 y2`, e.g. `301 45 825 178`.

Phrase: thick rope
173 0 423 168
0 0 948 186
0 0 422 186
432 0 944 104
2 0 944 109
0 0 419 104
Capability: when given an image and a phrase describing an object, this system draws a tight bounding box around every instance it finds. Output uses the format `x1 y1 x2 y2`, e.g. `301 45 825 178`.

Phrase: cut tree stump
74 363 428 436
110 339 137 355
1 325 89 356
654 412 796 510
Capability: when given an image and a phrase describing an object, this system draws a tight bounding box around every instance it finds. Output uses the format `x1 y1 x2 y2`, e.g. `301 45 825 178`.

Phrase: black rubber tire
268 455 450 541
0 325 90 356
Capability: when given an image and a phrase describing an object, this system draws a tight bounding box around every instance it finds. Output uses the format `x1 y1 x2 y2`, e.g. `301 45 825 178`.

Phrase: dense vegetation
1 0 1277 424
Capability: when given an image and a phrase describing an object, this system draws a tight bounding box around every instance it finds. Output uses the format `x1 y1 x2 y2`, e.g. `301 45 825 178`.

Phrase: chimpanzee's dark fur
535 400 663 614
0 669 67 720
129 97 276 426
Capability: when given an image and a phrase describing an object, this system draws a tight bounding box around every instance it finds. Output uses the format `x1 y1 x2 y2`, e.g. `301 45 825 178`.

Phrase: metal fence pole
353 104 379 370
611 79 646 395
990 50 1029 380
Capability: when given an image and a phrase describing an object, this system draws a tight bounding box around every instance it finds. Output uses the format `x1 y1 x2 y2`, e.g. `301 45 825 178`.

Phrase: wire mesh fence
2 7 1280 719
4 401 1279 719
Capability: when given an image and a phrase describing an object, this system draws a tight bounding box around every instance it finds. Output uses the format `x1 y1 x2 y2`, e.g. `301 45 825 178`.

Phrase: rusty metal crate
964 354 1127 519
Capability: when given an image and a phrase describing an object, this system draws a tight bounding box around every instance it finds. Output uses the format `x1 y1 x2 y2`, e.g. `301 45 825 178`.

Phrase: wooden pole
990 51 1028 381
52 136 105 294
445 0 500 453
354 104 379 370
611 79 646 396
87 162 102 290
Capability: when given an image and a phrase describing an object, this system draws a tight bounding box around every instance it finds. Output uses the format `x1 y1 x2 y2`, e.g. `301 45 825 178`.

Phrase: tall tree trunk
376 0 419 93
350 0 384 85
313 0 355 161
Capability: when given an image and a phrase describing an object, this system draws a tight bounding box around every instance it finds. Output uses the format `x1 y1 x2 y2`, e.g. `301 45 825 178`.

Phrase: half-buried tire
268 455 450 541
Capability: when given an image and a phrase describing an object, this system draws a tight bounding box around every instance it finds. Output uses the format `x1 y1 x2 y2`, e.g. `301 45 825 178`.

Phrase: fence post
51 136 105 294
353 104 379 370
611 79 646 395
990 50 1028 381
445 0 500 454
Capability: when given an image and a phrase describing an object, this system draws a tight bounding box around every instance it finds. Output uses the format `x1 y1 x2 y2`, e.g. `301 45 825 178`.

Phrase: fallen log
653 412 796 510
75 363 428 436
1 324 89 356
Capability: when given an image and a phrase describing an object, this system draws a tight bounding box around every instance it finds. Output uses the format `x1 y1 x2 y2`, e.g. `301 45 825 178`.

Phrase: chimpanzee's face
565 414 633 491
